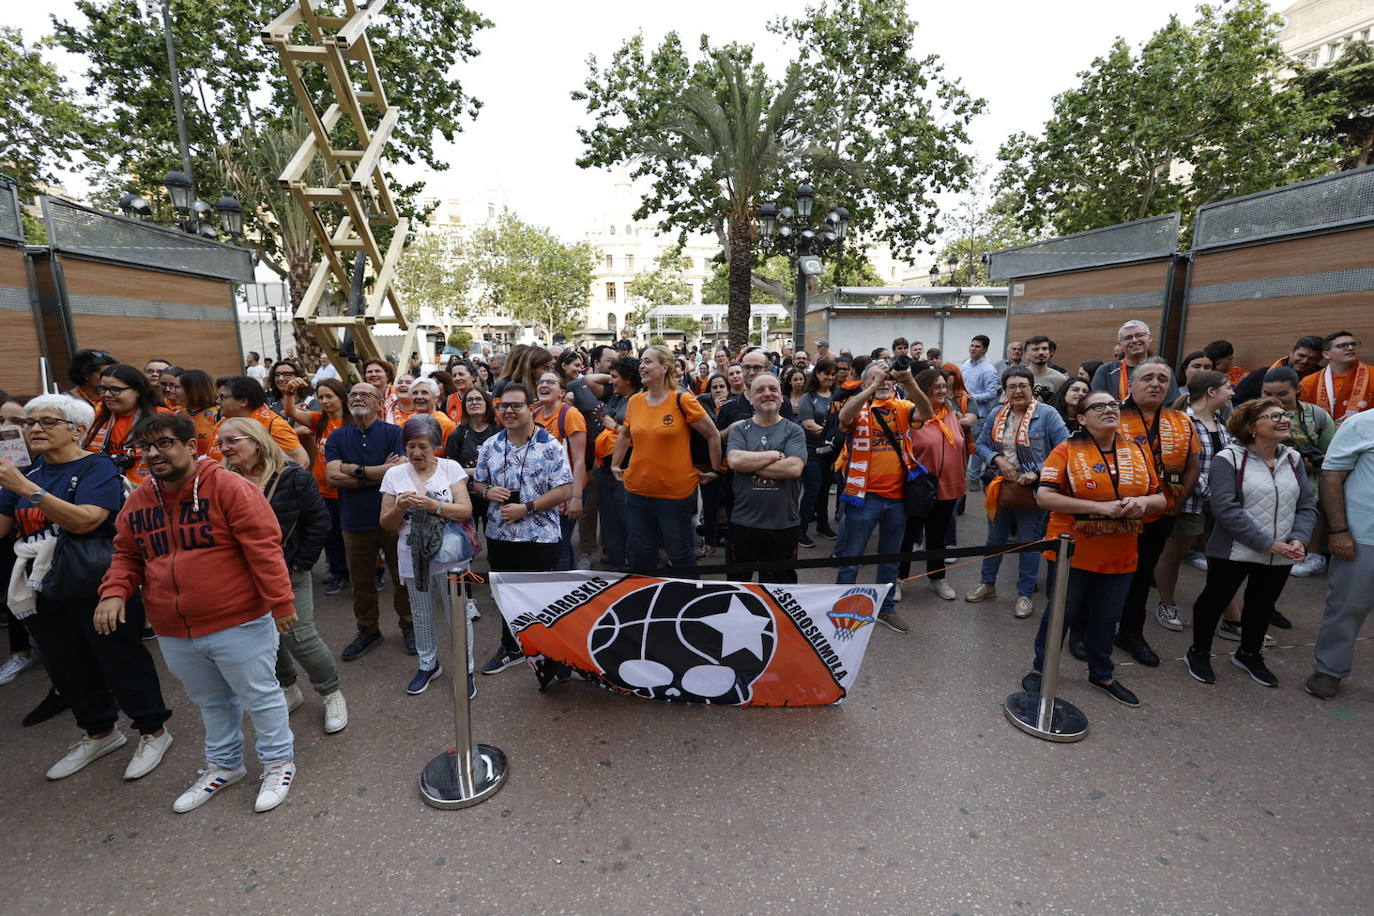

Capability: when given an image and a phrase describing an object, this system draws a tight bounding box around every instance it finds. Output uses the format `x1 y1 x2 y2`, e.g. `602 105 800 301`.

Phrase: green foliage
469 211 598 343
701 252 881 304
996 0 1337 239
935 172 1035 286
1293 40 1374 170
51 0 489 269
395 226 472 324
574 0 982 348
0 27 104 204
628 249 694 328
20 210 47 245
448 330 473 351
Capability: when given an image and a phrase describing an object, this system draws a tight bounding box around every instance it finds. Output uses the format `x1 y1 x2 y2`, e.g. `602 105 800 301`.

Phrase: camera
1298 448 1324 470
890 355 928 374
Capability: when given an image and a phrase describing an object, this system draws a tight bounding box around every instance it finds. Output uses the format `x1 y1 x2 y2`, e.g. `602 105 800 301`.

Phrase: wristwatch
353 465 366 480
29 488 48 504
524 499 537 515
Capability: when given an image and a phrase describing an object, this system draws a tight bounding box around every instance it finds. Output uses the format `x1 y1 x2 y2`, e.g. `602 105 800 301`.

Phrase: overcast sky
17 0 1212 248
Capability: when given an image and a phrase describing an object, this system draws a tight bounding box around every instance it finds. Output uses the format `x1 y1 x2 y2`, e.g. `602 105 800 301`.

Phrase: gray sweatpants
1312 542 1374 679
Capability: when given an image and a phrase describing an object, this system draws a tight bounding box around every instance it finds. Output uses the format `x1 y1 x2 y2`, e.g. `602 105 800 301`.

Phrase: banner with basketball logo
489 571 887 707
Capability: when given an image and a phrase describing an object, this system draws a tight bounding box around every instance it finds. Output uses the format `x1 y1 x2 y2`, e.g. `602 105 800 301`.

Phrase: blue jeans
979 507 1047 597
834 495 905 614
158 614 293 769
625 491 697 571
321 497 348 580
1033 561 1132 682
556 514 577 571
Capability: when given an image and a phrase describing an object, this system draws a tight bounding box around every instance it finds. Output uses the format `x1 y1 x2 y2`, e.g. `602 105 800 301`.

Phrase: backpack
675 392 714 471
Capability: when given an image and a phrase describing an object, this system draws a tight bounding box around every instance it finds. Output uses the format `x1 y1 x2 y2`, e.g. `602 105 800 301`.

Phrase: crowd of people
0 322 1371 811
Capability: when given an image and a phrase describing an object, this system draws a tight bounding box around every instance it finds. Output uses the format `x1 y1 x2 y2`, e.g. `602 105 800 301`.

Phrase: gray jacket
1205 443 1317 565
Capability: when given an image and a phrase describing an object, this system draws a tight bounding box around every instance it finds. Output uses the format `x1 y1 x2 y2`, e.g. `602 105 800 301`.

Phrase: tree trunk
287 248 321 364
727 215 753 353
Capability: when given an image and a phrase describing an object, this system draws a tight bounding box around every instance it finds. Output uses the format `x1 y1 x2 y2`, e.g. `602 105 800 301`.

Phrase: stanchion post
1003 534 1089 743
419 571 509 808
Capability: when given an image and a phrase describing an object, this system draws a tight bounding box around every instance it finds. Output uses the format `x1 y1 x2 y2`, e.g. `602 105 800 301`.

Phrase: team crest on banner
489 572 887 707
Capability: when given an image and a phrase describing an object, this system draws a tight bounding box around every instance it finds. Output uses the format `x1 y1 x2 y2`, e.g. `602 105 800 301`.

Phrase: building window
487 203 495 219
608 312 616 330
625 224 633 236
609 225 616 235
605 282 616 302
604 254 613 269
625 254 634 272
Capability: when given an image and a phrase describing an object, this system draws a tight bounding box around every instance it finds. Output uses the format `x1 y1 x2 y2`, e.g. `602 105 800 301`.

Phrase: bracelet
1329 528 1349 535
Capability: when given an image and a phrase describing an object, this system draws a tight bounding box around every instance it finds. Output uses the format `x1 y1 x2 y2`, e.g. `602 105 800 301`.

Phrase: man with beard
1233 335 1325 404
1025 335 1068 399
97 413 298 813
325 382 411 661
725 373 807 582
1092 320 1181 404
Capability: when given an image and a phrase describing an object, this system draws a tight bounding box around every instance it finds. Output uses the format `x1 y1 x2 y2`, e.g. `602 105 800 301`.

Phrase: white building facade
1280 0 1374 65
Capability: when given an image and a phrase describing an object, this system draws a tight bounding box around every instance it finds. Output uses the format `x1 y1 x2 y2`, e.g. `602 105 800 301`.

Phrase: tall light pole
757 180 850 349
156 0 196 196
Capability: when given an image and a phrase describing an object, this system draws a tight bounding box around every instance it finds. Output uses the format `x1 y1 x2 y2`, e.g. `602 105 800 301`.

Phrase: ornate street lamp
216 194 244 239
164 170 194 217
758 180 851 344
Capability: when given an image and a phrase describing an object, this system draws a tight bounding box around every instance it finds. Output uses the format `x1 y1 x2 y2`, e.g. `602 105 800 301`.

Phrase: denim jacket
974 404 1069 472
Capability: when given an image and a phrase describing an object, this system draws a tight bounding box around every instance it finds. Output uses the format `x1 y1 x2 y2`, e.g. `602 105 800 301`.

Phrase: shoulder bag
870 406 937 518
39 458 122 600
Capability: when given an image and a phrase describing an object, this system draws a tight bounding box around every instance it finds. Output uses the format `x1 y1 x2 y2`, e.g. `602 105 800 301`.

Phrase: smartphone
506 488 520 504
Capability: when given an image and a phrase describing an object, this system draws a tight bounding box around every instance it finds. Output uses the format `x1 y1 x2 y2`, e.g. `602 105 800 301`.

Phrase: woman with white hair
0 394 172 780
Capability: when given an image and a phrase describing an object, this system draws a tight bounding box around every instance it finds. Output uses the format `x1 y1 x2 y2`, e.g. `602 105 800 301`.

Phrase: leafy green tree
934 168 1035 286
394 225 472 325
1293 40 1374 170
52 0 489 294
448 329 473 351
469 212 597 344
0 27 104 204
996 0 1337 239
702 252 881 305
574 0 982 350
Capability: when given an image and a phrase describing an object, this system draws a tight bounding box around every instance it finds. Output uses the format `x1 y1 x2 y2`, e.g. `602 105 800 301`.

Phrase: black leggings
898 499 958 581
1191 557 1291 656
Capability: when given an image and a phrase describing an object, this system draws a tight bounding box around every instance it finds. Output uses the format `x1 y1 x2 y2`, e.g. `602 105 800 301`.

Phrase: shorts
1172 511 1205 538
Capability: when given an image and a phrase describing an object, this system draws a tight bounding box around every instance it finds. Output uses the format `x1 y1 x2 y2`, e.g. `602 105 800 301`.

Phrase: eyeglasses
16 417 73 430
1120 332 1149 342
1084 400 1122 413
496 402 528 412
216 435 252 448
134 437 184 454
96 385 132 396
1329 340 1360 350
1257 412 1288 423
273 370 296 377
1004 383 1032 392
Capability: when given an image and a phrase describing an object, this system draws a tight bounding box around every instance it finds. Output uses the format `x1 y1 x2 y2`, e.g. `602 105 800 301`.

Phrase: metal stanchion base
419 744 509 809
1003 692 1089 743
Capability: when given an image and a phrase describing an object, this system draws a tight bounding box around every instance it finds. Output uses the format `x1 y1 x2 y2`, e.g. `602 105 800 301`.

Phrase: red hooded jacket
100 459 295 638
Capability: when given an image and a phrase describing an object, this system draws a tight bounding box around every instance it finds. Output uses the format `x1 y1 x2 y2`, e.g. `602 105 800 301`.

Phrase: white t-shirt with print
380 458 469 579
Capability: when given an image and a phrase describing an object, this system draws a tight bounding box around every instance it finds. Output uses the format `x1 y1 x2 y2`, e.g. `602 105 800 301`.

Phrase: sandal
696 543 718 559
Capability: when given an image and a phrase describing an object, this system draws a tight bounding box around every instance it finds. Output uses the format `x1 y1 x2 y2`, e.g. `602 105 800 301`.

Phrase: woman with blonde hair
611 345 722 571
217 418 347 734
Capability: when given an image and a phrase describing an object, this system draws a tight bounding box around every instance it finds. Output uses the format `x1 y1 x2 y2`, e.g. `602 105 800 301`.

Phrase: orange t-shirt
1119 403 1198 517
86 407 174 484
304 411 346 499
535 403 587 443
209 406 304 463
1038 435 1161 574
389 405 417 427
623 390 707 500
180 406 220 458
444 393 465 424
1301 365 1371 419
1226 366 1249 387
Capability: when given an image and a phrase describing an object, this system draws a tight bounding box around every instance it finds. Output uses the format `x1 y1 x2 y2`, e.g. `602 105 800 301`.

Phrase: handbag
434 517 479 565
871 407 937 518
39 458 121 600
997 479 1040 511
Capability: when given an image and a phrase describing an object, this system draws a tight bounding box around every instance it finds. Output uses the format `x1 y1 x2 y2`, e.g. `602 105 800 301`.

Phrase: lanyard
1124 401 1164 475
1090 438 1122 500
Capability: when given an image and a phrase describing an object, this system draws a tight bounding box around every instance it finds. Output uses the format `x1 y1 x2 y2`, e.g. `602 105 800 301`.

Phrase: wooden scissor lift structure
262 0 412 380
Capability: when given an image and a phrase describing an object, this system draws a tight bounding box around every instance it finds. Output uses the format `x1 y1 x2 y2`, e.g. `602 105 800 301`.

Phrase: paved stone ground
2 508 1371 914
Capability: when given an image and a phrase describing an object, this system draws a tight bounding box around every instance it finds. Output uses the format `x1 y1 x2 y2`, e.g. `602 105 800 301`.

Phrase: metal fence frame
42 196 254 283
0 177 24 245
987 214 1181 283
1193 164 1374 252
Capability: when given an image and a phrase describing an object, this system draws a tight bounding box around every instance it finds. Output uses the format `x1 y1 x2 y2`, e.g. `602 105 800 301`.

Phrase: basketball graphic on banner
588 581 777 704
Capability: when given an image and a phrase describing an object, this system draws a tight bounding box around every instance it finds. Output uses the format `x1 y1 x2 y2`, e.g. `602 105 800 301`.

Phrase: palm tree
651 52 804 352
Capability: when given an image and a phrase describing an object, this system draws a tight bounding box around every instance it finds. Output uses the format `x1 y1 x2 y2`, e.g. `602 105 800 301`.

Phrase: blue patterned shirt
474 427 573 543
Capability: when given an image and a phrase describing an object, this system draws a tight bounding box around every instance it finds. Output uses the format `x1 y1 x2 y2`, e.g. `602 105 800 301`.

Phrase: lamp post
757 180 850 349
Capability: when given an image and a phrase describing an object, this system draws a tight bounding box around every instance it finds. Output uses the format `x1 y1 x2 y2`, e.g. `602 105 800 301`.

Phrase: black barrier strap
627 538 1053 578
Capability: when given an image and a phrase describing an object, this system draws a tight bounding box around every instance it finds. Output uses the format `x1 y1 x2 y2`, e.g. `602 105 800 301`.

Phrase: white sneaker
928 579 956 600
1013 596 1035 618
892 583 903 602
576 553 592 570
255 760 297 813
0 653 35 685
172 764 246 813
322 690 348 734
1290 554 1326 578
46 729 128 780
124 729 173 780
282 684 304 712
1185 552 1209 571
1155 602 1186 632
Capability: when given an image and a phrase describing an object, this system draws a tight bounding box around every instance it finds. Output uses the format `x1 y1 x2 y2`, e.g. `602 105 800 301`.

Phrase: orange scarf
925 403 956 446
990 399 1038 449
840 399 919 506
1116 359 1132 401
1317 363 1370 423
1062 432 1152 535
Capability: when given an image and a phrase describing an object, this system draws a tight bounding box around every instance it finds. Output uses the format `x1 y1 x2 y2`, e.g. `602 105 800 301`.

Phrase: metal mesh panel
0 184 22 243
44 198 253 282
1188 266 1374 305
1194 166 1374 250
987 214 1180 281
